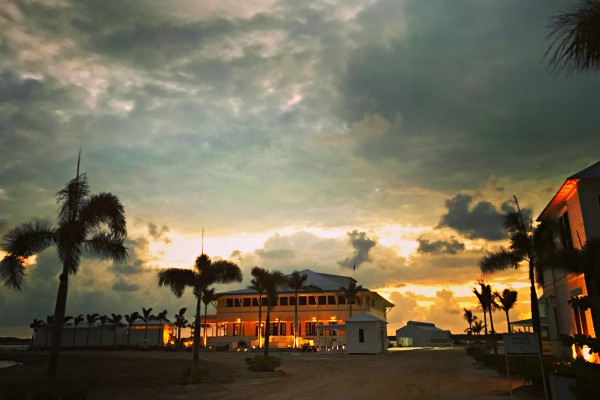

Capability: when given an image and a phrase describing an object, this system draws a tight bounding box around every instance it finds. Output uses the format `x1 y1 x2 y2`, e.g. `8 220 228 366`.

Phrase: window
279 296 288 306
226 298 234 307
328 321 337 335
270 323 279 336
289 297 296 306
328 295 336 305
255 323 265 336
234 298 242 307
559 211 574 249
243 298 251 307
358 328 365 343
299 296 307 306
252 297 259 307
280 323 286 335
306 322 317 336
308 296 316 306
338 296 346 305
318 295 327 305
233 323 239 336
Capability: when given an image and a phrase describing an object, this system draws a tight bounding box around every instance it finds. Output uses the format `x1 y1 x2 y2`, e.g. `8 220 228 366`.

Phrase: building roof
538 160 600 220
396 321 447 333
345 313 387 323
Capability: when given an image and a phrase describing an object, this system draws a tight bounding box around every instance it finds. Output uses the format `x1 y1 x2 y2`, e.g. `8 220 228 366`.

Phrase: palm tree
260 270 288 358
71 314 84 347
201 287 217 347
546 0 600 74
473 282 496 335
140 307 153 342
152 309 169 346
29 319 44 347
0 157 128 381
85 313 99 346
288 271 322 348
479 197 545 351
124 312 140 346
108 313 124 346
174 307 188 344
495 289 518 333
463 308 477 340
249 267 268 347
98 315 109 346
472 320 485 336
337 280 363 318
157 252 242 370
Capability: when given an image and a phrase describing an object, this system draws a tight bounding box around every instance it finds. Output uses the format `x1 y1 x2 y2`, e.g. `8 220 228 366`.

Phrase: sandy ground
0 347 542 400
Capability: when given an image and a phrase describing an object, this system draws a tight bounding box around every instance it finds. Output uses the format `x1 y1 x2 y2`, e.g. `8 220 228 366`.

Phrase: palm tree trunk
528 261 543 353
505 310 511 333
258 296 263 348
192 295 202 370
482 308 488 336
203 303 208 347
263 306 271 358
293 291 298 348
47 272 69 382
488 309 495 334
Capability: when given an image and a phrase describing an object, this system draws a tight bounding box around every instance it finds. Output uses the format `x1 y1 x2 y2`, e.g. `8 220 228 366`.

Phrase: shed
345 313 388 354
395 321 452 347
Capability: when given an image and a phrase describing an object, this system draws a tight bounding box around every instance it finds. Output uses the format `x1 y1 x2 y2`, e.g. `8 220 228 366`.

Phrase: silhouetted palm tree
463 308 477 339
85 313 99 346
337 280 363 318
108 313 124 346
201 287 217 347
174 307 188 344
124 312 140 346
260 270 288 358
288 271 321 348
473 282 495 335
71 314 84 347
479 198 545 350
546 0 600 74
157 252 242 371
495 289 518 333
0 157 128 381
140 307 153 342
98 315 109 346
29 319 44 347
472 320 485 335
249 267 268 347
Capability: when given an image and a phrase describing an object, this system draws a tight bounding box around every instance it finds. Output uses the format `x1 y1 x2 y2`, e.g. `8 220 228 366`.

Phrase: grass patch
245 356 281 372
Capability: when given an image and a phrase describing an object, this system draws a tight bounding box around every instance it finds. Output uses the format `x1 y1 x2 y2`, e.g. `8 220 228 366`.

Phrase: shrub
245 355 281 372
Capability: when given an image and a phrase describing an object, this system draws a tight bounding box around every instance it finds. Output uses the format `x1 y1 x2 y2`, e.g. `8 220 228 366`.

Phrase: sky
1 0 599 338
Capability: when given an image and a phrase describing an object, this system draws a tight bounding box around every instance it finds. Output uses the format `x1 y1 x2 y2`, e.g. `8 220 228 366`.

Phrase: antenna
76 148 81 178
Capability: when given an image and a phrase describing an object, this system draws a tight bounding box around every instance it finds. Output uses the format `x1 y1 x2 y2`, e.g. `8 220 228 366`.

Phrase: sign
503 333 540 355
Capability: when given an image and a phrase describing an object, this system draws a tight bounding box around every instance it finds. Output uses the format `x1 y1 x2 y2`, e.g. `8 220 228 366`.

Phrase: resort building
537 160 600 357
211 269 394 349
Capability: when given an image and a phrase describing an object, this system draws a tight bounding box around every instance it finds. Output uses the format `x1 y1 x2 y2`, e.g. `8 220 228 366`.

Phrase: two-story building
211 269 394 349
537 160 600 357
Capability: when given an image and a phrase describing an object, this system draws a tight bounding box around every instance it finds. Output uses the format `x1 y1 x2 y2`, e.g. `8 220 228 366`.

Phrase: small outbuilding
395 321 452 347
345 313 388 354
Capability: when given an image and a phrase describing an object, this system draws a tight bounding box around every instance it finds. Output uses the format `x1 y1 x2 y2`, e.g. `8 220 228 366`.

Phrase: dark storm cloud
338 230 376 269
417 238 465 255
109 237 147 275
112 279 140 292
438 194 506 240
147 223 171 244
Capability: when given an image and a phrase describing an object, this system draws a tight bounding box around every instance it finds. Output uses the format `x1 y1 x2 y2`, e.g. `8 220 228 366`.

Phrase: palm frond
57 174 89 224
84 233 128 263
210 260 243 284
479 248 520 274
80 193 127 238
1 220 56 256
157 268 195 297
546 0 600 74
0 255 27 290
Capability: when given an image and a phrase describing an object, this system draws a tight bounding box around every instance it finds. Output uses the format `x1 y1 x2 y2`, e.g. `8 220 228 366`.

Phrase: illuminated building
537 160 600 358
211 269 394 349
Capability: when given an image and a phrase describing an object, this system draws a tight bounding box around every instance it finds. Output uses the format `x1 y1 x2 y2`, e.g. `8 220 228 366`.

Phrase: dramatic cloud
437 194 507 240
417 237 465 255
338 230 377 269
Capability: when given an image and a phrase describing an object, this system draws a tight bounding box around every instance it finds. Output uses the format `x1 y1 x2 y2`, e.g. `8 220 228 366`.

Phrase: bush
245 356 281 372
179 367 208 385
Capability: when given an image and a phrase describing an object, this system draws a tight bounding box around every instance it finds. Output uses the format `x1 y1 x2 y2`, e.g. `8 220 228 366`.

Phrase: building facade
537 160 600 356
212 269 394 349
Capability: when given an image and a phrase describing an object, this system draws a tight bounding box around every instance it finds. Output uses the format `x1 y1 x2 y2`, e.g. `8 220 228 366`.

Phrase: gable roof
345 313 387 323
396 321 447 333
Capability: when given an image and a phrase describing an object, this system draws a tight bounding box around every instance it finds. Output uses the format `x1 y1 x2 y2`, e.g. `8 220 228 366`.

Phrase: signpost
502 333 548 400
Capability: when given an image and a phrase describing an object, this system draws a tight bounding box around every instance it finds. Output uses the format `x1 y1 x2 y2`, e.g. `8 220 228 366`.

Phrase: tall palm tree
260 270 288 358
546 0 600 74
124 312 140 346
174 307 188 344
337 280 363 318
85 313 99 346
71 314 84 347
495 289 518 333
29 319 44 347
288 271 322 348
98 315 109 346
152 309 169 346
201 287 217 347
108 313 124 346
479 197 545 351
140 307 153 342
0 157 128 381
249 267 268 348
157 252 242 371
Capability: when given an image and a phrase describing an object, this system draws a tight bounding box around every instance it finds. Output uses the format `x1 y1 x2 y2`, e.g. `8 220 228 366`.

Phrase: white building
395 321 452 347
344 313 388 354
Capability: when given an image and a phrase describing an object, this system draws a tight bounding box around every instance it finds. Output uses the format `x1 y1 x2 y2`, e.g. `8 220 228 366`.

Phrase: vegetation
245 355 281 372
288 271 321 348
473 282 495 335
248 267 267 347
173 307 188 344
495 289 518 332
201 287 217 347
261 270 288 358
0 158 128 381
337 280 363 318
157 252 242 371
